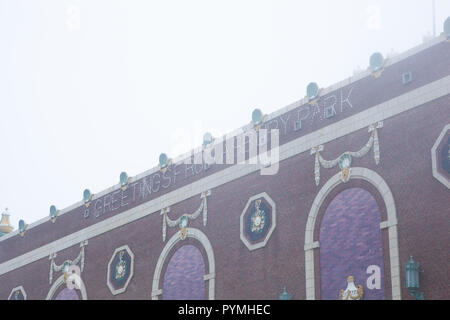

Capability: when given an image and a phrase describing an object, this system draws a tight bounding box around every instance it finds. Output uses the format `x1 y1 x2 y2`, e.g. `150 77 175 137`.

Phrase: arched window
55 288 80 300
319 187 386 300
162 244 206 300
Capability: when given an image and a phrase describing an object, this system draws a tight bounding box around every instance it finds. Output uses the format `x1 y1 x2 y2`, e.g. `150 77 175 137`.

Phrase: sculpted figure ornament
339 276 364 300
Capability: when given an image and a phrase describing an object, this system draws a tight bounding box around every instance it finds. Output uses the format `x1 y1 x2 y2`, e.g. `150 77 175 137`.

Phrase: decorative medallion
240 192 276 251
160 190 211 241
339 276 364 300
8 286 26 300
178 215 189 240
114 251 127 280
62 261 71 281
431 124 450 189
107 245 135 295
250 200 266 234
338 153 352 183
311 122 383 186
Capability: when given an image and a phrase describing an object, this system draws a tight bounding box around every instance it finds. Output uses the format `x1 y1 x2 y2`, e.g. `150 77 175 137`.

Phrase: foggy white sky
0 0 449 229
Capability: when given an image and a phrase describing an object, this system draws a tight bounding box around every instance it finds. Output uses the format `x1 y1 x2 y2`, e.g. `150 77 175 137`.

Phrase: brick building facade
1 33 449 300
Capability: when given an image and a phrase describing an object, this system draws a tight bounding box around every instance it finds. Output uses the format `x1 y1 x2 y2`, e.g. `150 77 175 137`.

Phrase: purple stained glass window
319 188 386 300
162 245 206 300
55 288 80 300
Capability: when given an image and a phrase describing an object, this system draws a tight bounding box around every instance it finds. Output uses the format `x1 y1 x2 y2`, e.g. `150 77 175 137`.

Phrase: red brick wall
1 42 449 300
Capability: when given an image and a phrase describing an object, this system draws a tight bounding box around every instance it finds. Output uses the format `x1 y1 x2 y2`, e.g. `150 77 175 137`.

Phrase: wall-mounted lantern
406 256 424 300
203 132 214 148
159 153 172 173
83 189 93 207
49 205 59 223
18 219 28 237
279 287 292 300
251 108 266 130
306 82 320 104
120 171 129 190
369 52 385 78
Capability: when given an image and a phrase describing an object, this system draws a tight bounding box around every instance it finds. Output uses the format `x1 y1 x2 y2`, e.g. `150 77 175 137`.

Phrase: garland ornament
49 240 88 284
160 190 211 241
311 122 383 185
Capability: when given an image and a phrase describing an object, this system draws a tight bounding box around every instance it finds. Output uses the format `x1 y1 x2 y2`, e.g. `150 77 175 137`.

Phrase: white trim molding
431 124 450 189
304 167 401 300
240 192 277 251
8 286 27 300
46 274 88 300
106 245 135 296
151 228 215 300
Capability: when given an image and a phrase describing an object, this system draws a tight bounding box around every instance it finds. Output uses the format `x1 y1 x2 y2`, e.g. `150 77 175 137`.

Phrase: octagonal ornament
107 245 135 295
240 192 276 251
431 124 450 189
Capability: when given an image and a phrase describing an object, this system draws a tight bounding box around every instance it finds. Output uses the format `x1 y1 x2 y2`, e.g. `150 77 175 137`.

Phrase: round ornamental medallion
178 216 189 240
339 153 352 169
179 216 189 229
62 261 70 274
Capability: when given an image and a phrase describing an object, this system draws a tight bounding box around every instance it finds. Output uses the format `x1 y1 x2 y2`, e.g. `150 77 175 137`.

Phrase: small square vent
402 71 413 84
324 106 336 119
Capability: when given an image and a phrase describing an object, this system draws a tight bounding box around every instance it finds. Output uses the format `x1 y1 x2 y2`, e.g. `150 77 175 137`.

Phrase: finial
0 208 14 235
